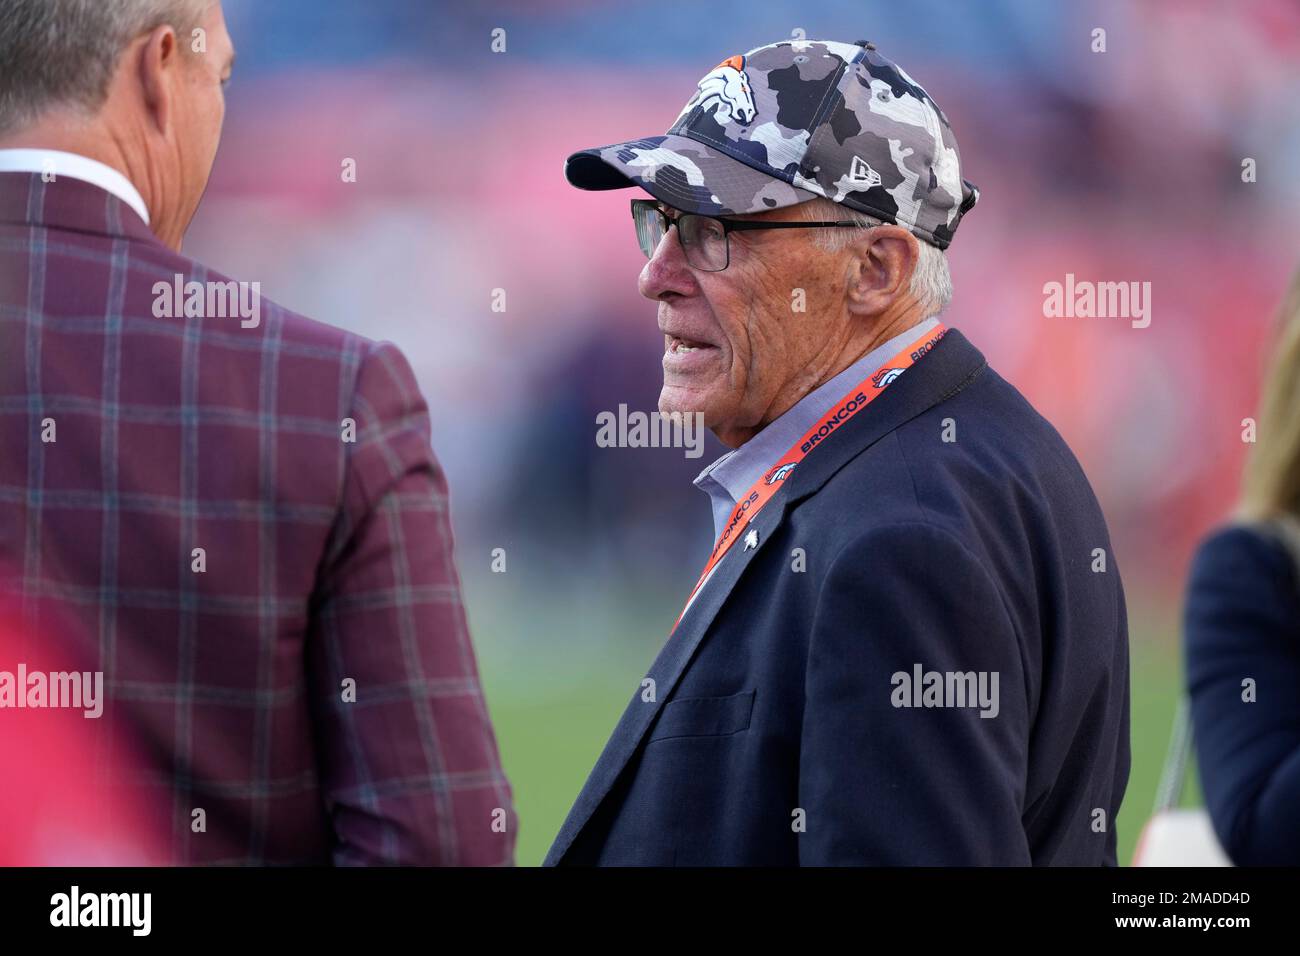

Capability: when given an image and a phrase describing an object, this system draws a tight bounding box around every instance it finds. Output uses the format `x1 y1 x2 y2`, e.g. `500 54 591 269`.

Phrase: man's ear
136 25 181 135
845 225 920 317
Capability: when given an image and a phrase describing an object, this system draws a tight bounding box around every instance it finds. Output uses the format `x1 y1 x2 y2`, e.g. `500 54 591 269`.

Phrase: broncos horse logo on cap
675 54 757 127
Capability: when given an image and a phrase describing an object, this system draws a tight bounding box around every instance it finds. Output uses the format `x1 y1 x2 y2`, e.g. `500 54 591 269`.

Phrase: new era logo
848 155 881 187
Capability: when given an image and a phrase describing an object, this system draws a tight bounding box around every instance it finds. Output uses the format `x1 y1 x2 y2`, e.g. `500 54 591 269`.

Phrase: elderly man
547 39 1130 866
0 0 513 864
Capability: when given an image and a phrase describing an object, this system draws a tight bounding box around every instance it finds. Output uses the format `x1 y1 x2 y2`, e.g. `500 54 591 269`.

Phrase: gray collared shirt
693 317 941 541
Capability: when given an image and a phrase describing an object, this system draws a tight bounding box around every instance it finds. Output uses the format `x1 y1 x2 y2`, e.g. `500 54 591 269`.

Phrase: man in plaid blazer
0 0 513 864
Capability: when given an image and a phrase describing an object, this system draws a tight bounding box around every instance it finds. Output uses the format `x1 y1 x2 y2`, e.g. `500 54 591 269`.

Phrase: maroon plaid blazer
0 172 515 865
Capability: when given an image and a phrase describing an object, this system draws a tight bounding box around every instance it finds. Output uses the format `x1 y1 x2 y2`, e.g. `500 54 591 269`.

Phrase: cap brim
564 133 820 216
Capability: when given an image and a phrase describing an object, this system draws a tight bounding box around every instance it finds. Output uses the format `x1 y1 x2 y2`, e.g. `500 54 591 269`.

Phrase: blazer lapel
543 486 791 865
543 329 988 865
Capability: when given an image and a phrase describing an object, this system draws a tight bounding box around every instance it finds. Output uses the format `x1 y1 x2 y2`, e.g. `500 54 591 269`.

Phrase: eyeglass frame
630 198 869 272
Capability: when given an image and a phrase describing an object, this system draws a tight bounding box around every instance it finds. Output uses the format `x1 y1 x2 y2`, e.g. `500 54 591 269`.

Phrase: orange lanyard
674 323 948 629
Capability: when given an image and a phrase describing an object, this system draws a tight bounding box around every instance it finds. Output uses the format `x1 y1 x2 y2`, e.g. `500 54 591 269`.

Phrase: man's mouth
666 335 715 354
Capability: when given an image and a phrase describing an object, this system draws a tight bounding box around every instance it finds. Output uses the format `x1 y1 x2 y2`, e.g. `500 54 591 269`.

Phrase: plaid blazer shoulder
0 172 515 865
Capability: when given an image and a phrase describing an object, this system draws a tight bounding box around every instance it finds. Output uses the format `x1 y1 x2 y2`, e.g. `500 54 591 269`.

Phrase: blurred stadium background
186 0 1300 864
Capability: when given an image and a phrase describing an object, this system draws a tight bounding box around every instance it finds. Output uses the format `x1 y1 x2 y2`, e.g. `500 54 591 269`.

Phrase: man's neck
818 308 927 392
1 112 119 170
715 307 931 448
0 116 156 225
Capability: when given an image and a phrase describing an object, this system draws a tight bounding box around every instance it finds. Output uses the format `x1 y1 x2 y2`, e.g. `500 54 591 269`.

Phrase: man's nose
638 224 698 301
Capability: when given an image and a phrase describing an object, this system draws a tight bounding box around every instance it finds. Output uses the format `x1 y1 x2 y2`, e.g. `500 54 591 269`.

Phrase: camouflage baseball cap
565 38 979 249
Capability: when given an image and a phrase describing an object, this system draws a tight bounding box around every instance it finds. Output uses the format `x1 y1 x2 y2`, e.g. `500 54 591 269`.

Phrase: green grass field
470 575 1191 867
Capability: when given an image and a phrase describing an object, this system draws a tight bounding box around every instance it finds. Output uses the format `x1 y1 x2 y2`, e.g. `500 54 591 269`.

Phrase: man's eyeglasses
631 198 865 273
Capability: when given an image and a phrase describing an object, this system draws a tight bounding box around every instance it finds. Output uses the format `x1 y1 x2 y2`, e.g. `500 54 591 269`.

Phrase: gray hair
0 0 211 136
797 196 954 318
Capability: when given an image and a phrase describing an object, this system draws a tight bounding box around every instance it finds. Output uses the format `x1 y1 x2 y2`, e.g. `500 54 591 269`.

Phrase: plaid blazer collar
0 172 158 244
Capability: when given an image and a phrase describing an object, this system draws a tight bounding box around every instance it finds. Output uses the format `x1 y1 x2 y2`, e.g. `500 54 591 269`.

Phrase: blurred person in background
546 39 1129 866
0 580 165 865
0 0 512 864
1185 265 1300 866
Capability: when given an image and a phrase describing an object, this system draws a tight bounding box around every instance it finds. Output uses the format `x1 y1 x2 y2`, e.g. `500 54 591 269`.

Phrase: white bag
1136 517 1300 866
1132 698 1231 867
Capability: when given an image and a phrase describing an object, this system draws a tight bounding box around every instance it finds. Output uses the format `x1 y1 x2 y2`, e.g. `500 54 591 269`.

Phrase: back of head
0 0 230 250
0 0 208 134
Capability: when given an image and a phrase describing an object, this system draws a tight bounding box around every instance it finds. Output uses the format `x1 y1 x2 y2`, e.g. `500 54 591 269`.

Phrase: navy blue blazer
1185 524 1300 865
546 329 1131 865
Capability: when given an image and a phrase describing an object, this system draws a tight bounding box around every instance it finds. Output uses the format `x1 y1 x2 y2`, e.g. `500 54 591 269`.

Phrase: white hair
796 196 953 318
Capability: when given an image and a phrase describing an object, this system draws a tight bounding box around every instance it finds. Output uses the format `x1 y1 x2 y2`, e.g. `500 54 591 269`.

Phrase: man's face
638 200 852 447
168 2 234 236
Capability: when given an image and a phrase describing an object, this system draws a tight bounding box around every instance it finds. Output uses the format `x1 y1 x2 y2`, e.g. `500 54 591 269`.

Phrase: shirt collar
0 149 150 226
693 316 941 540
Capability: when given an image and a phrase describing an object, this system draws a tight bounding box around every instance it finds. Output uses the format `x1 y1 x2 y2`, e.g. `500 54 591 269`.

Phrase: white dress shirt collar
0 148 150 226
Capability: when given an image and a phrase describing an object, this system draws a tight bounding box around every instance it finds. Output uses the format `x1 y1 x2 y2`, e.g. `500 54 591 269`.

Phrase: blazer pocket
647 689 756 742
